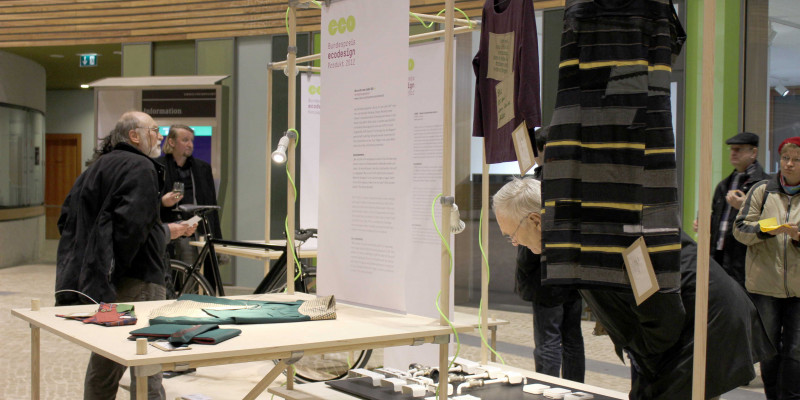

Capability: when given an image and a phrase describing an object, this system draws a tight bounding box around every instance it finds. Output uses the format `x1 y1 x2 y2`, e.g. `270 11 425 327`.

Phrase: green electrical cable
431 193 461 370
477 207 506 364
282 128 303 281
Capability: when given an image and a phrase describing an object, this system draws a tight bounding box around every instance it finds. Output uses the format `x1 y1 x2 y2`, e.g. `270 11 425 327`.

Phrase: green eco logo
408 58 415 71
308 85 321 95
328 15 356 35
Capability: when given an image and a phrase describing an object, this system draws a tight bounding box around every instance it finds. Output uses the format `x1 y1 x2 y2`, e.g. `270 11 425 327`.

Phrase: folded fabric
129 324 241 345
56 303 137 327
148 294 336 325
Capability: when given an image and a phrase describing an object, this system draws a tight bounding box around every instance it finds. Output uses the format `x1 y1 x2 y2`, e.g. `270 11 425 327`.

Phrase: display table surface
13 293 471 400
189 239 318 261
270 362 628 400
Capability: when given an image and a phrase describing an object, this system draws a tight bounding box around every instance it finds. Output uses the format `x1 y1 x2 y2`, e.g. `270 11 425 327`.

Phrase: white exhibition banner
299 73 321 250
318 0 411 312
384 40 456 368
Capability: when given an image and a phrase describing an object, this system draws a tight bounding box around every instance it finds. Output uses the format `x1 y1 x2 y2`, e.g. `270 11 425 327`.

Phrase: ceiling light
80 84 90 89
49 54 64 58
113 51 122 55
776 85 790 97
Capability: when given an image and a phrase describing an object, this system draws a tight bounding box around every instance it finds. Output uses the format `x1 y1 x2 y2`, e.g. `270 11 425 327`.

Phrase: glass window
744 0 800 171
0 104 45 208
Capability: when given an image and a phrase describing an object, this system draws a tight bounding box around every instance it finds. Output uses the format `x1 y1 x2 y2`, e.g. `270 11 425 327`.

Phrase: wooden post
136 338 148 355
286 4 298 295
439 1 455 399
31 299 40 400
692 0 716 398
480 148 489 364
265 62 274 277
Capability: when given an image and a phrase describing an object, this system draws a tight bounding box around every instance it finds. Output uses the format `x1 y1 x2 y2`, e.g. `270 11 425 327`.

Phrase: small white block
381 377 407 392
543 387 572 399
401 384 428 397
523 383 551 394
347 368 385 386
449 357 482 375
505 371 524 384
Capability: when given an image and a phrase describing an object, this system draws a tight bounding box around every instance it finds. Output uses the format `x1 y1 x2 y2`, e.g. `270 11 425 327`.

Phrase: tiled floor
2 241 766 399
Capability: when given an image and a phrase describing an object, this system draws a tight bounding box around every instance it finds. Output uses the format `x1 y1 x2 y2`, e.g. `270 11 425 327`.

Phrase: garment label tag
495 75 514 129
183 215 202 226
150 341 191 352
487 31 515 81
622 236 659 305
512 121 534 174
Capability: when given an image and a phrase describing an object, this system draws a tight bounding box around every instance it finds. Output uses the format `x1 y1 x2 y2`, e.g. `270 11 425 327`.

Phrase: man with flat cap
695 131 770 287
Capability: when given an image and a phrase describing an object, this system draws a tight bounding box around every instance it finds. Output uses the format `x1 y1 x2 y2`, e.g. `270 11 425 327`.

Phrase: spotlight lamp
272 130 297 164
776 84 790 97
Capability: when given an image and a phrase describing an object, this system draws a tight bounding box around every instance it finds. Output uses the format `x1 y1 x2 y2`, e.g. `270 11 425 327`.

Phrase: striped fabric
541 0 686 290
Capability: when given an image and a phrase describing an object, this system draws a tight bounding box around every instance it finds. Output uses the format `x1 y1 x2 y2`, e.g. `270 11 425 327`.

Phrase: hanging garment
147 294 337 325
541 0 686 290
472 0 541 164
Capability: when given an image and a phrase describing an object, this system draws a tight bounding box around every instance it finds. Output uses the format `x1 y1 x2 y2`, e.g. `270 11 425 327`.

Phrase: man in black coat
694 131 770 286
157 124 222 290
581 232 775 399
56 111 196 399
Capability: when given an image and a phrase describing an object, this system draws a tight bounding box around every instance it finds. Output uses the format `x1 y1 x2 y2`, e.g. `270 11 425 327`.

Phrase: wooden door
45 134 82 239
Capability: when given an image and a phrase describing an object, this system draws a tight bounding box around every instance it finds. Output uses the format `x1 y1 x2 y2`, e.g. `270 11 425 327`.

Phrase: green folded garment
129 324 241 345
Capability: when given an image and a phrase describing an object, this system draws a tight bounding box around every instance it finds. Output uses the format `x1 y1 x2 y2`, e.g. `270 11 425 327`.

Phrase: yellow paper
759 217 790 232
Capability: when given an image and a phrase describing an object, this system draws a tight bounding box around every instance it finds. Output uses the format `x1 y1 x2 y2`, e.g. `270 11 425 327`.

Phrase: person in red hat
734 136 800 400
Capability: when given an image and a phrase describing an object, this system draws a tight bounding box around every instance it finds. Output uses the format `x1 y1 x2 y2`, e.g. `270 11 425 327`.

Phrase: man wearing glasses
56 111 196 399
694 131 770 287
513 128 585 382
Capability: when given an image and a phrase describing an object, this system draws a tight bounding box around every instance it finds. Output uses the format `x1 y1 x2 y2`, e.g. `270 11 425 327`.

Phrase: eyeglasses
505 215 528 244
139 126 159 133
780 156 800 164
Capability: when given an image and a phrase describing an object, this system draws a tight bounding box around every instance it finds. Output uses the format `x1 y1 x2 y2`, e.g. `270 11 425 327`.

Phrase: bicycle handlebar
176 204 221 215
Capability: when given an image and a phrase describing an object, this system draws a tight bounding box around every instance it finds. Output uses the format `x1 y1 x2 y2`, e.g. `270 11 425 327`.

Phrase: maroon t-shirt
472 0 541 164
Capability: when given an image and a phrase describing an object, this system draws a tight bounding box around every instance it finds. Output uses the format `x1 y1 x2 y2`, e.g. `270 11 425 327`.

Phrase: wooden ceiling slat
0 5 273 26
0 14 278 35
0 0 561 48
0 2 278 22
0 0 259 13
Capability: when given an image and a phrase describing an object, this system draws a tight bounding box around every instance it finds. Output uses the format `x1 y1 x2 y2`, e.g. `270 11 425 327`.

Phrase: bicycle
166 204 372 382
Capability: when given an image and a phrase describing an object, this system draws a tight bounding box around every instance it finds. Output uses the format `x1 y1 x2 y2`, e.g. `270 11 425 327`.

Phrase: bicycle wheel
168 259 215 298
286 349 373 383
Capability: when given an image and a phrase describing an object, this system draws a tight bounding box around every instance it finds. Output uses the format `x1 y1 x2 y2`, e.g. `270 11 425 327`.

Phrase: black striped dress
541 0 686 290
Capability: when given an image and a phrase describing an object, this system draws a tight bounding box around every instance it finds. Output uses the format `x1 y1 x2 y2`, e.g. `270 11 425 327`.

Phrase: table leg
244 359 289 400
490 326 497 362
132 364 161 400
31 324 40 400
136 376 147 400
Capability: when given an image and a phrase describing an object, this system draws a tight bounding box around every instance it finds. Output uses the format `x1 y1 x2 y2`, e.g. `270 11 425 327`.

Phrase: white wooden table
13 293 472 400
190 240 318 261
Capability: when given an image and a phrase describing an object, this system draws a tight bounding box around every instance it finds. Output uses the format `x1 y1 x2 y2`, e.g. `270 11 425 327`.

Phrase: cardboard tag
622 237 659 305
487 31 515 81
512 121 535 175
495 76 514 129
183 215 202 226
150 341 191 352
